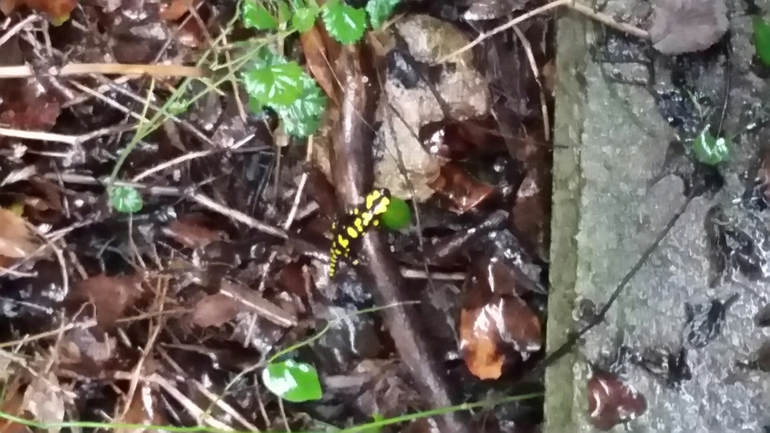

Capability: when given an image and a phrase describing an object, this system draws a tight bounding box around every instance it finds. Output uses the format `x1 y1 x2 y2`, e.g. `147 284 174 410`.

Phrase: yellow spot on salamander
346 227 359 238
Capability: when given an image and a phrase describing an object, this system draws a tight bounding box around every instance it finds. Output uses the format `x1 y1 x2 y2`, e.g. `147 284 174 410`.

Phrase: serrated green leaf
366 0 400 29
243 62 305 106
248 95 264 114
753 15 770 67
292 6 319 32
322 0 366 45
109 186 143 214
693 129 730 166
273 75 327 137
242 0 279 30
262 360 322 402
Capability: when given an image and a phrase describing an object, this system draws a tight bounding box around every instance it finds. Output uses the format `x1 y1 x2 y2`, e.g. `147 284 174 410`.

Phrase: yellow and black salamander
328 188 391 277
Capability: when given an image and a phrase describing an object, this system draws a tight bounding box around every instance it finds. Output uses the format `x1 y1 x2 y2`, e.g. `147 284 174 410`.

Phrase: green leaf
109 186 143 214
693 129 730 166
380 196 411 230
322 0 367 45
242 0 279 30
274 74 327 137
753 15 770 67
292 5 319 32
366 0 400 29
262 359 323 402
243 61 305 106
273 74 326 137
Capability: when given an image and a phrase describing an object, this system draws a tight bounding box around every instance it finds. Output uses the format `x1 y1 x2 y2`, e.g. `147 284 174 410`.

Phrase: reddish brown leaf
0 209 39 259
0 99 61 131
459 307 505 379
162 215 224 248
191 293 241 327
159 0 190 21
3 0 76 23
300 25 339 106
459 257 543 379
429 162 496 213
71 275 144 329
0 379 28 433
587 370 647 431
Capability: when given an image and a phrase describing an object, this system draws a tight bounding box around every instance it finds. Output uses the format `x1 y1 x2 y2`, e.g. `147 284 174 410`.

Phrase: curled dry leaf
0 99 61 131
458 257 542 379
587 370 647 431
191 293 242 327
22 373 65 433
648 0 729 55
71 274 144 330
0 209 39 259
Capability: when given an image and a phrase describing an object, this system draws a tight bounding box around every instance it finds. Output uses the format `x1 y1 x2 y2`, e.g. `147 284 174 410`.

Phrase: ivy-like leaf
366 0 400 29
242 0 279 30
243 61 304 106
109 186 143 214
753 15 770 67
273 74 327 137
322 0 367 44
292 5 319 32
693 129 730 166
262 359 323 402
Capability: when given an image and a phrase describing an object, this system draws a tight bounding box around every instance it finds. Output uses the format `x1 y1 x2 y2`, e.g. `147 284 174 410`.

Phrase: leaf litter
0 0 574 431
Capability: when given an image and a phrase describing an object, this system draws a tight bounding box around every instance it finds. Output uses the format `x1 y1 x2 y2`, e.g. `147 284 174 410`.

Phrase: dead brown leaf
0 209 39 259
429 162 496 213
191 293 241 327
159 0 190 21
116 382 166 433
70 274 144 329
300 25 339 106
0 0 76 23
162 215 224 248
21 373 64 433
0 379 29 433
648 0 728 54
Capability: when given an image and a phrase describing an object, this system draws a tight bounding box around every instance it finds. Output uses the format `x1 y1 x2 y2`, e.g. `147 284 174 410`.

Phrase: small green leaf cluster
239 0 401 137
242 47 327 137
693 128 730 166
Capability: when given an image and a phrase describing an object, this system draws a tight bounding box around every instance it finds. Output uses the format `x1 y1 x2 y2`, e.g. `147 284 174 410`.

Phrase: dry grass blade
0 63 205 79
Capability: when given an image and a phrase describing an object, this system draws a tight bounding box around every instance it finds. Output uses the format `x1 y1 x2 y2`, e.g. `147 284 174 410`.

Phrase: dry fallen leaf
0 0 77 23
588 370 647 431
0 378 27 433
159 0 190 21
21 373 65 433
0 209 39 259
162 215 225 248
71 274 144 329
300 25 339 106
648 0 729 54
191 293 242 327
116 382 166 433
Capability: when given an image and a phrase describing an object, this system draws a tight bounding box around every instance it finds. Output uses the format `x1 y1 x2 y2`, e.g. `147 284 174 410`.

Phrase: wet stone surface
549 0 770 431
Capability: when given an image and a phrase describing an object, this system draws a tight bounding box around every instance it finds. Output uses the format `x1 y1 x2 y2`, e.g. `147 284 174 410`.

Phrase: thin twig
0 14 39 49
438 0 649 63
131 134 256 182
0 124 135 146
512 24 550 142
0 63 205 79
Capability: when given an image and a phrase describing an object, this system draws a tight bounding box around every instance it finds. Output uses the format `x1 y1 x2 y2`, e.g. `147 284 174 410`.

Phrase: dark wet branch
330 44 472 433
